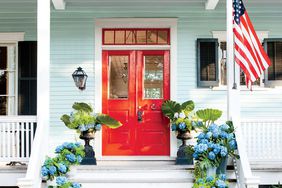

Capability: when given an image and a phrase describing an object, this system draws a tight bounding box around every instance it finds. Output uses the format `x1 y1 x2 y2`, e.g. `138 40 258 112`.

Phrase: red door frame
102 50 170 156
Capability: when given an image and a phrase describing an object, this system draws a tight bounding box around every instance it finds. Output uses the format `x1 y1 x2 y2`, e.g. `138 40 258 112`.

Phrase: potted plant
193 174 228 188
60 102 122 165
193 109 239 176
161 100 196 165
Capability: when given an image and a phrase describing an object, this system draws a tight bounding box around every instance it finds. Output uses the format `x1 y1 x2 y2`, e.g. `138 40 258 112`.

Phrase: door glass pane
147 30 157 44
125 30 136 44
144 56 164 99
158 30 168 44
0 71 7 95
109 56 129 99
104 30 115 44
115 30 125 44
136 30 146 44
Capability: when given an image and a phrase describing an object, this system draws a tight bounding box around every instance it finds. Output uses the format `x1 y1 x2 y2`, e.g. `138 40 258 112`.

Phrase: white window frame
0 32 24 115
94 18 178 160
211 30 269 91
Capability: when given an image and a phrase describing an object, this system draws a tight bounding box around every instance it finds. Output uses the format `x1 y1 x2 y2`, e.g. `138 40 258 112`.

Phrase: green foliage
161 100 181 119
196 109 222 125
181 100 195 115
72 102 93 113
272 182 282 188
96 114 122 129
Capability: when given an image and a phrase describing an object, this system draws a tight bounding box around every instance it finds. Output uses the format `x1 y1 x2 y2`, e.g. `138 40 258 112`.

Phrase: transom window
103 28 170 45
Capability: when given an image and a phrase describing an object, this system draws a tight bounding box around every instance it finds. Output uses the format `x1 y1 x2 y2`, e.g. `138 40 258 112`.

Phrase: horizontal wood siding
1 0 282 145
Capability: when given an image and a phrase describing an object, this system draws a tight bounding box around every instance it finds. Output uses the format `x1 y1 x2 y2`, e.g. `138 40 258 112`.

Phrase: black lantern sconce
72 67 88 90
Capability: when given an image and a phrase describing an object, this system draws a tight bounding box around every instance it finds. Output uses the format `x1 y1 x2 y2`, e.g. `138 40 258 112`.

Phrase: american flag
233 0 271 88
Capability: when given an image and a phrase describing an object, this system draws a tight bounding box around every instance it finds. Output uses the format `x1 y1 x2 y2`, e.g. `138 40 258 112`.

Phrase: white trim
205 0 220 10
0 33 24 43
94 18 178 159
100 156 175 161
51 0 66 10
102 45 171 50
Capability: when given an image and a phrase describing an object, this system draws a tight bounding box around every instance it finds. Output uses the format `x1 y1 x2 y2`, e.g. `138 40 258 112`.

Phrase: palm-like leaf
96 114 122 129
196 108 222 123
181 100 195 114
161 100 181 119
72 102 93 113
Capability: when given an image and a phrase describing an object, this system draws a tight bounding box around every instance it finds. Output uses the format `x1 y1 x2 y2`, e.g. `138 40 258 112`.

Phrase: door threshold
98 156 176 161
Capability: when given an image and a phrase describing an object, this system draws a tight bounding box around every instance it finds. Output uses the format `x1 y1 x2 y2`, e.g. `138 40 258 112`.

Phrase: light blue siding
0 0 281 143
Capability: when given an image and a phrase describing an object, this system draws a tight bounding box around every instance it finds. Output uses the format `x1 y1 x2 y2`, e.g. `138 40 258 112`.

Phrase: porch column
17 0 50 187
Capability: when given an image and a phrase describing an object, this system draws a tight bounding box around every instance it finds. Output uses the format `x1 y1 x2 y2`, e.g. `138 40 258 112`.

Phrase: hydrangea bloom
179 112 185 119
229 139 237 150
197 133 205 139
219 131 228 139
196 178 204 184
71 182 81 188
77 155 83 163
66 154 76 163
95 124 102 131
220 146 228 157
174 112 179 118
206 176 214 182
58 163 67 173
171 124 177 131
218 174 227 181
195 143 208 153
205 131 212 139
208 151 216 160
219 124 229 131
56 176 68 186
41 166 49 176
200 139 209 144
55 145 64 153
216 179 227 188
178 122 186 130
48 166 57 175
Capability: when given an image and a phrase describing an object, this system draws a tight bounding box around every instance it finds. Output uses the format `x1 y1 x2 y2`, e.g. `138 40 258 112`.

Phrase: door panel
102 50 170 156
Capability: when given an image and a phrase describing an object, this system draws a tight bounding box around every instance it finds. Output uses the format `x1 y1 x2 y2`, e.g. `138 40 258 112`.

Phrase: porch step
0 162 27 186
251 162 282 185
43 161 237 188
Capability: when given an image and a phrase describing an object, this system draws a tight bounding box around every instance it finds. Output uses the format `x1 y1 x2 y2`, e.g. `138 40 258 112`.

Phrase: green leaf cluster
196 109 222 126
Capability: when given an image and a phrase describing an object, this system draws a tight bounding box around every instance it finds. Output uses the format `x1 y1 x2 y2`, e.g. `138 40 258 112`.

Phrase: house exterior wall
0 0 281 152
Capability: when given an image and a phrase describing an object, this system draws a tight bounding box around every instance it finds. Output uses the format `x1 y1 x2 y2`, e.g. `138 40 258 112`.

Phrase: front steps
44 160 237 188
0 162 27 186
251 162 282 185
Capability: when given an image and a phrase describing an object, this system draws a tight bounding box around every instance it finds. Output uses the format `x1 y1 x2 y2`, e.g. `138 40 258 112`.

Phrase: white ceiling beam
205 0 220 10
52 0 66 10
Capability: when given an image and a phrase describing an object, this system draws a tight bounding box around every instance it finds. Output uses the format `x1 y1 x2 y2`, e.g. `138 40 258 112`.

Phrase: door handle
150 103 157 110
137 106 144 122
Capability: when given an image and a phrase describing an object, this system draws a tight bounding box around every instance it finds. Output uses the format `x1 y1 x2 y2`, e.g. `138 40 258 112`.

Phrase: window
0 44 17 115
103 29 170 45
264 39 282 87
197 39 219 87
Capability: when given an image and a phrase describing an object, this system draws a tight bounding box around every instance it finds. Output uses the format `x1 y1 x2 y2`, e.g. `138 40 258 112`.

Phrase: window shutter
264 38 282 87
18 41 37 115
197 39 219 87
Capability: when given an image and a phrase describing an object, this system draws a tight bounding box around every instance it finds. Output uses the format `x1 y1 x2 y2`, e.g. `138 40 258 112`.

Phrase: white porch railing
241 119 282 163
0 116 37 163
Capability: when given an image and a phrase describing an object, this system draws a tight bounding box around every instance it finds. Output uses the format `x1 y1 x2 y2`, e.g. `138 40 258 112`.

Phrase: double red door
102 50 170 156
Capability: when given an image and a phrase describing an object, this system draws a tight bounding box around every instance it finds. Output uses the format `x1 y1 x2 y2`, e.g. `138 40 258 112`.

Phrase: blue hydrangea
191 121 197 127
219 124 230 131
216 179 227 188
213 144 221 154
48 166 57 175
205 132 212 139
79 125 88 132
195 143 208 153
71 182 81 188
220 146 228 157
212 128 220 138
171 124 177 131
207 142 214 149
66 143 75 149
227 133 235 140
206 176 214 182
208 151 216 160
192 152 199 159
208 123 218 132
179 112 185 119
197 121 203 127
58 163 67 173
41 166 49 176
63 142 69 148
56 176 68 186
229 139 237 150
219 131 228 139
196 178 204 184
66 153 76 163
77 155 83 163
218 174 227 181
174 112 179 118
178 122 186 130
75 142 81 147
55 145 64 153
200 139 209 144
95 124 102 131
197 133 205 139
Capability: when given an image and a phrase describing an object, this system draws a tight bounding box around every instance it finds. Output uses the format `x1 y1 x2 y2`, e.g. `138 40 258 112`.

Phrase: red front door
102 50 170 156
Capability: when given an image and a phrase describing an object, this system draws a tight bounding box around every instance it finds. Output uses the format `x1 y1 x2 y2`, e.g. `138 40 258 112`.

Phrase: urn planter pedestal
175 131 193 165
79 131 97 165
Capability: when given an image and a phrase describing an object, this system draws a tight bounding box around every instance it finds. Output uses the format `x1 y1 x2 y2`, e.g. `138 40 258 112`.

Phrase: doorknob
150 103 157 110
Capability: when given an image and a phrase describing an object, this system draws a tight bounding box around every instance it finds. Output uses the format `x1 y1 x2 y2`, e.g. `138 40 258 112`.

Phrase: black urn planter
175 131 193 165
79 131 97 165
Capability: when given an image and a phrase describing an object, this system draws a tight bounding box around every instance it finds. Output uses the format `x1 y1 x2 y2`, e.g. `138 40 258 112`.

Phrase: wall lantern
72 67 88 90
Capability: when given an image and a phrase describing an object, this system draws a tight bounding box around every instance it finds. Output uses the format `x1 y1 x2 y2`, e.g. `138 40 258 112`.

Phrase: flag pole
226 0 240 121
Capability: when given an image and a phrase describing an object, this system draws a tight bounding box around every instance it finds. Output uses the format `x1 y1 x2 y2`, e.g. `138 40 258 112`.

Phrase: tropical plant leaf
96 114 122 129
72 102 93 113
161 100 181 119
181 100 195 114
60 114 71 126
196 108 222 123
